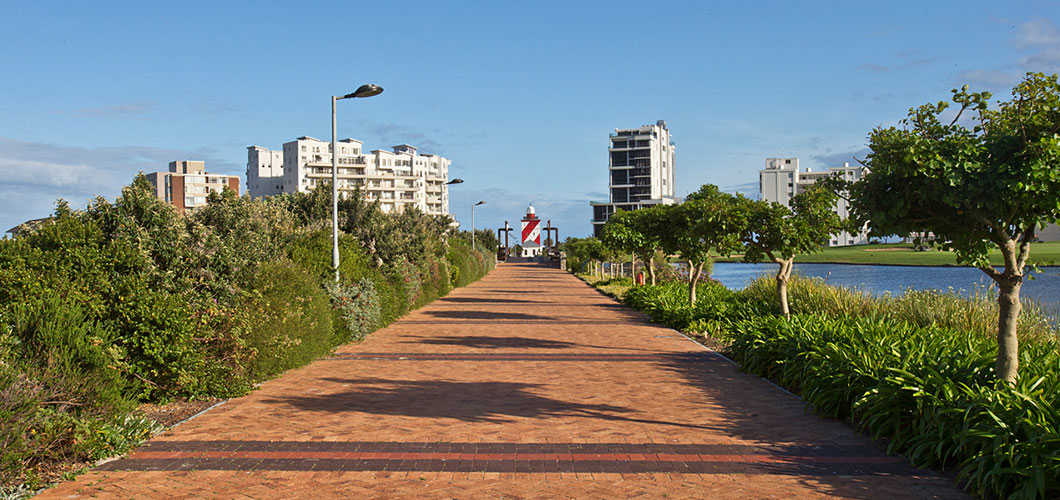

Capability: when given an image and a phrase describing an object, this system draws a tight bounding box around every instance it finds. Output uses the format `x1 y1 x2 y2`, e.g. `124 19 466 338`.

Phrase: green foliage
852 74 1060 269
660 185 748 269
240 260 337 380
850 72 1060 383
0 175 494 488
326 277 385 343
742 186 841 263
596 271 1060 499
599 207 665 265
740 274 1058 344
0 295 156 489
726 314 1059 499
561 237 608 273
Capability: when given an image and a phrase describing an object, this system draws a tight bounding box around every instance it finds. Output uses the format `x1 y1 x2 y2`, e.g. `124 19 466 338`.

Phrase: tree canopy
849 72 1060 383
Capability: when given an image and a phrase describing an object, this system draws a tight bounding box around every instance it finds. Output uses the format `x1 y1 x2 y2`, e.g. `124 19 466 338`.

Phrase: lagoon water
711 262 1060 316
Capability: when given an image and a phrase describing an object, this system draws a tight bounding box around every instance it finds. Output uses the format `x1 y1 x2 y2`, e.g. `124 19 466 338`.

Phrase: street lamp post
471 200 486 250
332 83 383 283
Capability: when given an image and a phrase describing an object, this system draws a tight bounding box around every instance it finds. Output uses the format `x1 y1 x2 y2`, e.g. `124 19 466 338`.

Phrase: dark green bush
325 278 381 342
725 314 1058 499
241 260 336 380
0 296 157 487
0 177 495 488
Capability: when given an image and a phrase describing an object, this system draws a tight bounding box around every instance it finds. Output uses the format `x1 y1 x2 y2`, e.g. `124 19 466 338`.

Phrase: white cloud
1017 18 1060 47
0 137 240 231
957 69 1020 88
1022 47 1060 70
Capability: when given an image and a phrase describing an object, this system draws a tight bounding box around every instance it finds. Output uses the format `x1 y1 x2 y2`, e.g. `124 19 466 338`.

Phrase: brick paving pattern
39 263 967 499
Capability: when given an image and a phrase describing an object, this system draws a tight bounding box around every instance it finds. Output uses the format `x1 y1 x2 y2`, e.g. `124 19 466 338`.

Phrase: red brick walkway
39 263 966 499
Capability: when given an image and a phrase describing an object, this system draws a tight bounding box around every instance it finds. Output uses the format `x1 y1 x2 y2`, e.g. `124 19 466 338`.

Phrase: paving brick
35 263 967 499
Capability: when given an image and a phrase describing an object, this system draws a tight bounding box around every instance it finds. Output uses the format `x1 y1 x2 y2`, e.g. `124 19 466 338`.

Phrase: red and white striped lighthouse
520 203 542 257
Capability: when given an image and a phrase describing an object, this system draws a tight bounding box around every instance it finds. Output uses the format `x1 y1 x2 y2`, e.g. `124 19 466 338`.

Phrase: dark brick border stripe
325 353 719 362
97 441 915 475
137 441 879 457
99 456 911 475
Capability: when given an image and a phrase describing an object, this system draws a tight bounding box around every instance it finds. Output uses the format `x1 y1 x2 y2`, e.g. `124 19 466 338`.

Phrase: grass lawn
714 241 1060 267
576 274 633 299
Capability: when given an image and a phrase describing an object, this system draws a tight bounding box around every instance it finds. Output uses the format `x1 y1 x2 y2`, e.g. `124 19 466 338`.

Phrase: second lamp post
471 200 486 250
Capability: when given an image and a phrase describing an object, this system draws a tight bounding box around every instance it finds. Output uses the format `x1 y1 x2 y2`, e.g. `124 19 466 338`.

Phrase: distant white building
759 157 869 246
246 137 452 215
590 121 677 236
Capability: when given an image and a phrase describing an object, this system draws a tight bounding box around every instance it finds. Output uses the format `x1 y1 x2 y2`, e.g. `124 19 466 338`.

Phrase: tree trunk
985 240 1027 385
776 258 794 317
688 261 702 305
648 254 657 285
996 279 1022 385
631 253 636 283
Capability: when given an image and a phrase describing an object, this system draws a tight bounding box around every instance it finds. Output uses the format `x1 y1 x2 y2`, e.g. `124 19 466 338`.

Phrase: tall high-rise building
246 137 452 216
146 161 240 215
759 157 868 246
590 121 677 236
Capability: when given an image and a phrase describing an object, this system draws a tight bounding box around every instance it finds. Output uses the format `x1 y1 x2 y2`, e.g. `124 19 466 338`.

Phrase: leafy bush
605 272 1060 499
0 176 495 489
240 260 336 381
0 296 158 488
325 278 381 342
725 314 1059 499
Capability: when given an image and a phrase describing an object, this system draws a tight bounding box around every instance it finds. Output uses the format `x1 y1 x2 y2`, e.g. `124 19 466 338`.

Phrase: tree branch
1016 224 1035 272
978 265 1003 282
949 102 970 126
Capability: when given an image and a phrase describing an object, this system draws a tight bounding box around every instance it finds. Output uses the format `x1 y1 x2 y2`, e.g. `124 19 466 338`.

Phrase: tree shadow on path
267 377 711 429
439 297 538 304
423 310 552 321
398 335 655 351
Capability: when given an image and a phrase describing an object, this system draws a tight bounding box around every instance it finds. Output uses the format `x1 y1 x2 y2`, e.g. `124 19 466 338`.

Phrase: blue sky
1 1 1058 237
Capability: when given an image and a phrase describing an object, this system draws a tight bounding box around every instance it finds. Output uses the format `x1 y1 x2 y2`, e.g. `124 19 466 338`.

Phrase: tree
562 237 610 275
848 73 1060 384
660 186 747 304
742 186 842 316
599 207 665 285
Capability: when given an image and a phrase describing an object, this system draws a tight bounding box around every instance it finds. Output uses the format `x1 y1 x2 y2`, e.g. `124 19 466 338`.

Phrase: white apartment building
590 120 677 236
247 147 284 197
246 137 452 215
759 157 869 246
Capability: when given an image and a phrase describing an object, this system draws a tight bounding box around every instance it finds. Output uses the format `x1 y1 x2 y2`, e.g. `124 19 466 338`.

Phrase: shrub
325 278 381 342
0 177 495 488
595 270 1060 498
0 296 158 489
241 260 336 380
725 314 1059 499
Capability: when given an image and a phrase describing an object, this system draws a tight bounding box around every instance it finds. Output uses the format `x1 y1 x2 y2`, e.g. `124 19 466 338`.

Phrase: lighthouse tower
520 203 543 258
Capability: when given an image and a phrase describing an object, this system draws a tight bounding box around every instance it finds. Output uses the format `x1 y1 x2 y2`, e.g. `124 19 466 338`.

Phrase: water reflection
710 263 1060 317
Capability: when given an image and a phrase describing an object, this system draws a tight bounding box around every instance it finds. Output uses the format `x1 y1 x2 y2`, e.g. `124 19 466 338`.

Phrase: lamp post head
341 84 384 99
446 178 464 185
475 201 486 206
